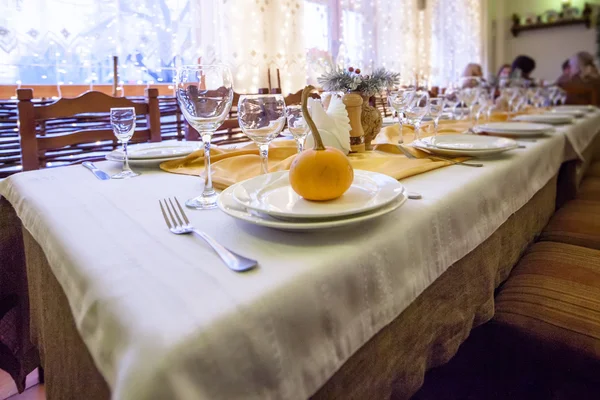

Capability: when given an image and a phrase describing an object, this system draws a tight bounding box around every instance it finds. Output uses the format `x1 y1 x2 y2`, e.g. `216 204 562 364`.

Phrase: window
0 0 196 85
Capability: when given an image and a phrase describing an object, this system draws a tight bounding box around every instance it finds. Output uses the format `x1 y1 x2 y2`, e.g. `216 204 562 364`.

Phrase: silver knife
82 162 111 180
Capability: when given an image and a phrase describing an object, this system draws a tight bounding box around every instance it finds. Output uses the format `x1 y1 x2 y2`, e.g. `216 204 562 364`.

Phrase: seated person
511 55 536 84
556 59 571 85
461 63 484 87
568 51 600 83
497 64 511 81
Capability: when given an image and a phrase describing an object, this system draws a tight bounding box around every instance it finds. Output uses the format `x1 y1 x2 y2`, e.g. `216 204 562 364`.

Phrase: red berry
348 67 354 72
355 68 361 74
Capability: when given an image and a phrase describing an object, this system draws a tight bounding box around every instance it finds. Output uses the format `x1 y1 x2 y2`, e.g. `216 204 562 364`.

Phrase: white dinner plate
474 122 552 135
105 153 185 166
512 114 573 125
553 105 594 113
218 184 407 231
232 170 405 219
110 141 197 160
414 135 518 157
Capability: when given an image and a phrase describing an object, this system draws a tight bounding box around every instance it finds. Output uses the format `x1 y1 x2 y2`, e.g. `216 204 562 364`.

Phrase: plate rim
218 185 408 231
426 134 517 151
110 141 197 160
232 170 405 219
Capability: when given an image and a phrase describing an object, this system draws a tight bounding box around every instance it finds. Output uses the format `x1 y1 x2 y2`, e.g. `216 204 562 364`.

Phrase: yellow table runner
159 111 532 190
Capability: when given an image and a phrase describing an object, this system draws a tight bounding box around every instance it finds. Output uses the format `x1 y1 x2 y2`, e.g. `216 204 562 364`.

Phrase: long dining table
1 110 600 400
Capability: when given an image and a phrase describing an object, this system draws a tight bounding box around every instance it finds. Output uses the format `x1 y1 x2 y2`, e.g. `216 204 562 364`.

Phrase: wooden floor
0 370 44 400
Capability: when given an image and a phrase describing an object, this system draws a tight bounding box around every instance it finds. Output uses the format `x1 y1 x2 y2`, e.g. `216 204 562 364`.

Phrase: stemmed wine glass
429 97 445 137
404 92 430 141
176 64 234 210
238 94 287 174
443 83 460 120
388 88 416 144
286 105 308 153
110 107 139 179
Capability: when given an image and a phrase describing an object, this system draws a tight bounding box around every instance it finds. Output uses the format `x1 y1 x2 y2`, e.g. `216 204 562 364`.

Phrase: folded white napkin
304 97 351 154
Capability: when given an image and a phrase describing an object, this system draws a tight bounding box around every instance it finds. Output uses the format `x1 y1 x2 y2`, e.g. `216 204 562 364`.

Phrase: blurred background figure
568 51 600 83
511 55 536 82
462 63 484 78
557 59 571 85
497 64 511 80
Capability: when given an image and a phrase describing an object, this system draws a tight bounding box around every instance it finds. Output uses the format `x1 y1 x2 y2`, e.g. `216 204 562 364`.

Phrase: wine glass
429 97 445 136
238 94 287 174
388 88 416 144
443 83 460 120
110 107 139 179
286 105 308 153
176 64 234 210
404 92 430 141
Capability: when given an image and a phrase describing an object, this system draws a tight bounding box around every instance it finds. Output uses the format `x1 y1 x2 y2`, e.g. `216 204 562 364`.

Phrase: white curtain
0 0 482 91
429 0 483 85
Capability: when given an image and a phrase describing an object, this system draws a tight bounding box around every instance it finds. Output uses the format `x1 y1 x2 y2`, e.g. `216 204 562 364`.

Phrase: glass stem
201 132 215 196
397 113 404 144
123 141 132 172
433 118 439 137
296 139 304 154
414 122 421 141
258 143 269 175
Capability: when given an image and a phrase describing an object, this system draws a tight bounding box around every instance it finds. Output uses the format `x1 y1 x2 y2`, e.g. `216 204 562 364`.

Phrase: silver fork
159 197 258 272
397 144 484 168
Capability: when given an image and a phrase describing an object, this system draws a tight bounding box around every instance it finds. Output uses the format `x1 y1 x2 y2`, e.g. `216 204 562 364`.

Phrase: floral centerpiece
318 67 400 96
318 67 400 150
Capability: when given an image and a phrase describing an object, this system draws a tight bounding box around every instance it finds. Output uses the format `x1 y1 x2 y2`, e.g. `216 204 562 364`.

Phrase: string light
1 0 482 92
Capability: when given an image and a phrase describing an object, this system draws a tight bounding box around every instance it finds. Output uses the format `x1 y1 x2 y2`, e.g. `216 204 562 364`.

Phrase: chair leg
38 366 45 384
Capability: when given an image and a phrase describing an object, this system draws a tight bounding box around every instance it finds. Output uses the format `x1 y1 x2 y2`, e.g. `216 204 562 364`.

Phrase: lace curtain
0 0 483 91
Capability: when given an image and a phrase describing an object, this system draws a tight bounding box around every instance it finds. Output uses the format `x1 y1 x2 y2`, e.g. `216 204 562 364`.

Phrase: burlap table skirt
15 173 556 400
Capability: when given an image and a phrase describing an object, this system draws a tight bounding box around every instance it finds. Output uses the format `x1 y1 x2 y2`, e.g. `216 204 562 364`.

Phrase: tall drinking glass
110 107 139 179
176 64 234 210
238 95 286 174
388 88 416 144
286 105 308 153
404 92 430 141
429 97 445 136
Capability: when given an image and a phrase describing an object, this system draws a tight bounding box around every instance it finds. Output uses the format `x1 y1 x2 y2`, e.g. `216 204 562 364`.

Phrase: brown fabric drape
0 197 39 392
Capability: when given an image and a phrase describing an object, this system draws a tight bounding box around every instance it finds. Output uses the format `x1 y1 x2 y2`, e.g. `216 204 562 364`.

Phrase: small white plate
232 170 405 219
105 153 185 166
414 135 518 157
110 141 197 160
513 114 573 125
218 185 407 231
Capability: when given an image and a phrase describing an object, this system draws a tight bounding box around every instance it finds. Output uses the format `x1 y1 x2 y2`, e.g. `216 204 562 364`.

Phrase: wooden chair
17 88 161 171
560 83 600 107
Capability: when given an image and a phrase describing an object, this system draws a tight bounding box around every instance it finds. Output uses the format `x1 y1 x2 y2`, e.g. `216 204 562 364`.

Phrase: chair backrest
560 83 600 107
17 88 161 170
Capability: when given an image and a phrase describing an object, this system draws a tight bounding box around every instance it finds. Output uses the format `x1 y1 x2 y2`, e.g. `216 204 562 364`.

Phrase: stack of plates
513 113 574 125
473 122 553 137
106 142 197 166
217 170 407 231
412 134 519 157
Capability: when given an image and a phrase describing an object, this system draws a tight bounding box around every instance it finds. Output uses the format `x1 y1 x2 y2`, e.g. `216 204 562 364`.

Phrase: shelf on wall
511 17 591 37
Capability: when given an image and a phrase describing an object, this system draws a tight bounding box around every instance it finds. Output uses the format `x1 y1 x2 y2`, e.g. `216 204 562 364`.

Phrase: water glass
405 92 430 141
176 64 234 209
286 105 308 153
238 95 287 174
388 88 416 144
429 97 445 136
110 107 139 179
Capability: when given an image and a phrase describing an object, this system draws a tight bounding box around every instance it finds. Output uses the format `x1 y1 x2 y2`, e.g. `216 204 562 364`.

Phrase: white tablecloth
2 113 599 400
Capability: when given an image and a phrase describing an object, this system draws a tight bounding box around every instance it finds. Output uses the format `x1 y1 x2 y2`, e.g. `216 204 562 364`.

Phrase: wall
489 0 600 81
